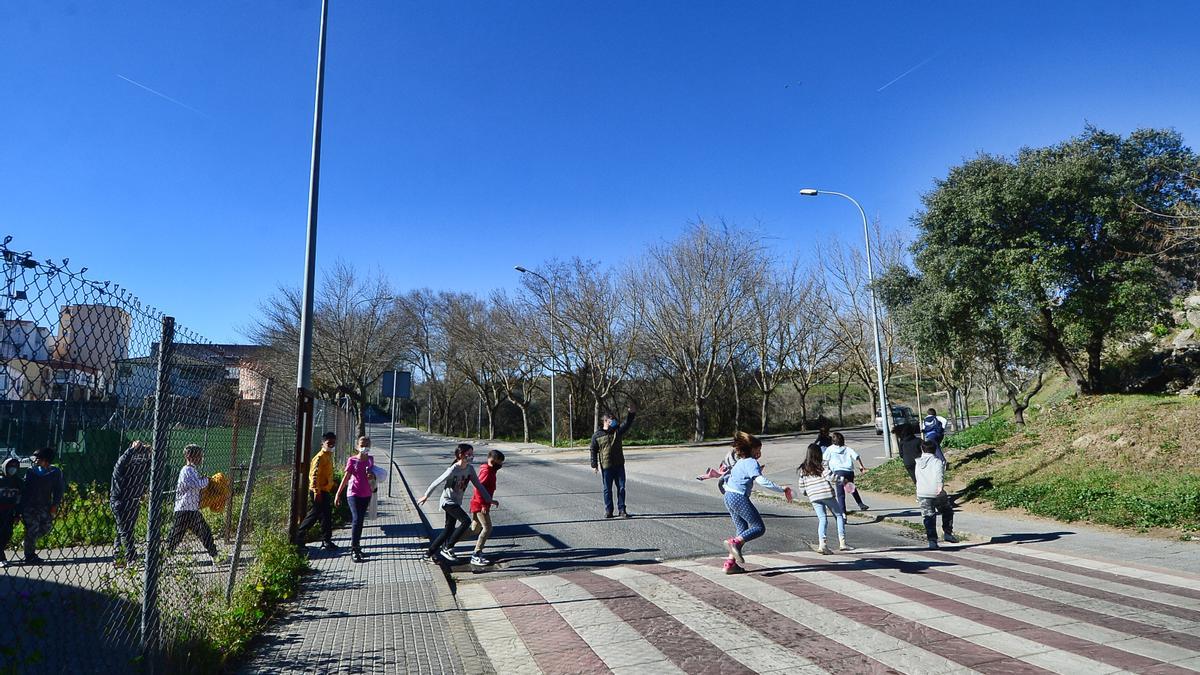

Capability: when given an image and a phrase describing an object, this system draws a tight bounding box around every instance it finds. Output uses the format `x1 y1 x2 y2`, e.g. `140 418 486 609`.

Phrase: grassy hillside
858 379 1200 534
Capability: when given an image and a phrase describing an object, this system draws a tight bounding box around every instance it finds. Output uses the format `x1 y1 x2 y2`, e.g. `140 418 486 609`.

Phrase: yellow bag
200 472 231 512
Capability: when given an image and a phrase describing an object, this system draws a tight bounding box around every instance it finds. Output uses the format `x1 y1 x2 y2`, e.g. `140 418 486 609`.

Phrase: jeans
601 466 626 514
429 503 471 554
22 508 55 558
295 490 334 544
723 491 765 542
166 510 217 557
348 495 371 551
111 498 140 560
811 497 846 543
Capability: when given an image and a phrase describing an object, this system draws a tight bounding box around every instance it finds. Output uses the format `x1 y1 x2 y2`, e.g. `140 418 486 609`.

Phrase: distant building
114 343 269 404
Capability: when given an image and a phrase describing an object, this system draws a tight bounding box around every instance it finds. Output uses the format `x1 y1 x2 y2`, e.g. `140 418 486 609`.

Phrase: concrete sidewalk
240 443 490 674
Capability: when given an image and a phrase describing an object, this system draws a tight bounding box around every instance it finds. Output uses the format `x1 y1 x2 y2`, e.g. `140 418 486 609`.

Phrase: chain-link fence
0 235 321 673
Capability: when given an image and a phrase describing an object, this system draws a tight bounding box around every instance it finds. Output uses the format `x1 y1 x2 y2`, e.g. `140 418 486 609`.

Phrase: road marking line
520 575 683 673
596 566 823 673
664 559 980 675
456 583 541 674
755 553 1117 674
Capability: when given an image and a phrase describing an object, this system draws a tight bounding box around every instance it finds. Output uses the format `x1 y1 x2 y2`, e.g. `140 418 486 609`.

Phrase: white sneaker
839 541 854 552
816 543 832 555
438 548 458 562
470 554 492 566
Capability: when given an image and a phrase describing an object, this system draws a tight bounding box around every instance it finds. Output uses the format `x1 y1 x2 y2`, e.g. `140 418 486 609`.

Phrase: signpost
382 369 411 496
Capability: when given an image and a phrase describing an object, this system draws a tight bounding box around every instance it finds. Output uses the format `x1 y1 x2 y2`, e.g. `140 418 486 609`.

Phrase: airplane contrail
876 55 936 92
115 74 207 117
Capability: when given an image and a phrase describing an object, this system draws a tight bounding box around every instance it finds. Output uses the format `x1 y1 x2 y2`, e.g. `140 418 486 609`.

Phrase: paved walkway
240 442 490 674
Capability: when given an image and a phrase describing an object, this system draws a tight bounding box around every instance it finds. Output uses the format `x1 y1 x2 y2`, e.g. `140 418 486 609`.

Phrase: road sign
381 370 412 399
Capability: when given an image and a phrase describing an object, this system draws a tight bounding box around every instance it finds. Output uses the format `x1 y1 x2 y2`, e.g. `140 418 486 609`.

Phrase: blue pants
812 497 846 543
601 466 626 514
832 469 866 513
348 495 371 551
723 491 765 542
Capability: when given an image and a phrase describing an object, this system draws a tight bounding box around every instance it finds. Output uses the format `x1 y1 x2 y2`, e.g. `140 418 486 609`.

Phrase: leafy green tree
909 127 1200 394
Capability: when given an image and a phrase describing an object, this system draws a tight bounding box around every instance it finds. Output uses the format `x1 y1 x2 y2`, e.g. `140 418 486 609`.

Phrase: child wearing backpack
721 432 791 574
921 408 947 446
797 443 849 554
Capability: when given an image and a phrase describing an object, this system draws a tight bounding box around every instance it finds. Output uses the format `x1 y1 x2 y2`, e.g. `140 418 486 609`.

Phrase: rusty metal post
223 396 242 542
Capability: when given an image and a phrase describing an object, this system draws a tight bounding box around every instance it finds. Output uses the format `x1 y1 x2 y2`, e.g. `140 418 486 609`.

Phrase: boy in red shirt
468 449 504 566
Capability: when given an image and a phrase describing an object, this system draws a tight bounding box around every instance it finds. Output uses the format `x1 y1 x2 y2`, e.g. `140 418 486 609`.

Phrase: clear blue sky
3 1 1198 343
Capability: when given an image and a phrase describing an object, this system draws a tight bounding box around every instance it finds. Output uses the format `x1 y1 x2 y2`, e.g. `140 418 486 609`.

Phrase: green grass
983 469 1200 530
855 457 920 494
943 416 1016 449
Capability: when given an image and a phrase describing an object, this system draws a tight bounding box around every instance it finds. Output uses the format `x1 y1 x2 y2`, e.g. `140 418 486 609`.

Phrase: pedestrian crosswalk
457 544 1200 674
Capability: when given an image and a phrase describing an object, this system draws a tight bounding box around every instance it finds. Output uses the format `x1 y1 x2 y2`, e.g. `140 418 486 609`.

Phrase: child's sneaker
470 554 492 566
816 542 833 555
942 533 959 544
725 537 745 565
438 547 458 563
722 558 745 575
838 540 854 552
927 539 940 550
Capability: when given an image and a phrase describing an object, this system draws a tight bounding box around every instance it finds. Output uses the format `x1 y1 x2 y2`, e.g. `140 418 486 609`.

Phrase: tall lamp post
799 188 894 458
515 266 557 447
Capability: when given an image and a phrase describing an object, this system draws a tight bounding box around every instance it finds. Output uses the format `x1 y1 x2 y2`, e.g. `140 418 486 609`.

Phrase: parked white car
874 405 919 435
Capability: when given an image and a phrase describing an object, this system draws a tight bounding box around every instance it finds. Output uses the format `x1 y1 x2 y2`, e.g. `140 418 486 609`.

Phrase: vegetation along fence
0 235 329 673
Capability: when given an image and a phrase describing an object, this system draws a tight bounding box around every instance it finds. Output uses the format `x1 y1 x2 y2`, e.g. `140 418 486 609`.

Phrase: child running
468 449 505 567
721 431 791 574
823 432 870 513
419 443 497 564
797 442 849 554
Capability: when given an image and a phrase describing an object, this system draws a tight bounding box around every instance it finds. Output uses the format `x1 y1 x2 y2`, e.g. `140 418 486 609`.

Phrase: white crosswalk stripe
595 566 825 674
755 553 1130 674
519 574 685 673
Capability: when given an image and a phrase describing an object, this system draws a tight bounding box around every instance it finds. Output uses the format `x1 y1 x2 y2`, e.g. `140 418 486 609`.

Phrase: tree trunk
1085 332 1104 394
731 369 741 432
1039 306 1090 394
520 405 529 443
593 397 601 434
693 396 706 442
798 390 809 431
486 405 495 440
760 390 771 434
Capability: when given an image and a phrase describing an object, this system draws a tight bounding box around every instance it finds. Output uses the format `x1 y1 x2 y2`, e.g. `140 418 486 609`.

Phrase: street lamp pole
799 188 894 458
515 266 557 447
296 0 329 392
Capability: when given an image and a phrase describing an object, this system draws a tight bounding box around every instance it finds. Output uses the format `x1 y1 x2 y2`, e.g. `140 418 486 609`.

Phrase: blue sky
3 1 1199 343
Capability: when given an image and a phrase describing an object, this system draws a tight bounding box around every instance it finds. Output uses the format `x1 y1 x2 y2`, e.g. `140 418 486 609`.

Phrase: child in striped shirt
797 442 849 554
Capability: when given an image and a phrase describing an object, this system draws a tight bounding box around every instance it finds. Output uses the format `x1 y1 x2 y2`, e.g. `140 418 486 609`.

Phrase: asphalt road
375 428 919 582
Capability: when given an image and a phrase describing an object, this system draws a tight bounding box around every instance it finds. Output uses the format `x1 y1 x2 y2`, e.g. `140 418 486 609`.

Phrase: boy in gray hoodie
914 440 957 549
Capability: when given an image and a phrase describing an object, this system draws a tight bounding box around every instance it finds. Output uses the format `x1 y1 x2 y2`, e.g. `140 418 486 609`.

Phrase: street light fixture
799 188 894 458
515 265 557 447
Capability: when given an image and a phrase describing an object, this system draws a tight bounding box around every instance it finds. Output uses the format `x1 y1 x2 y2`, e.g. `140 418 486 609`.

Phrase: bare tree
522 259 641 433
249 261 406 437
490 293 544 442
631 222 763 441
786 280 835 430
747 261 808 433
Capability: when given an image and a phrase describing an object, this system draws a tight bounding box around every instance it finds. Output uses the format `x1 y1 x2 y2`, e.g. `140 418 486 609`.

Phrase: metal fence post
289 388 315 543
226 379 271 604
141 316 175 670
223 396 242 542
